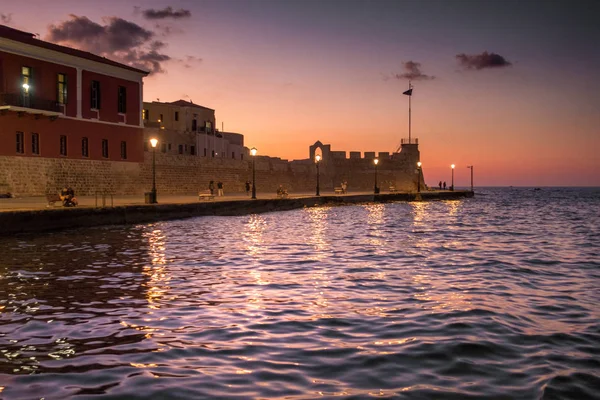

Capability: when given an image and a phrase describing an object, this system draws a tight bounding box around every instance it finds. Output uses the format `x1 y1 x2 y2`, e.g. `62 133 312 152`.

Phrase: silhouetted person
439 181 442 190
60 186 78 207
245 181 251 196
217 181 224 196
209 181 215 195
443 181 447 190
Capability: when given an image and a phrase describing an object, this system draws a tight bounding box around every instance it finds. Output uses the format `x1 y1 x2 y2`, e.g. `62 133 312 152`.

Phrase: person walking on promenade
209 181 215 195
443 181 447 190
217 181 224 197
245 181 251 196
439 181 442 190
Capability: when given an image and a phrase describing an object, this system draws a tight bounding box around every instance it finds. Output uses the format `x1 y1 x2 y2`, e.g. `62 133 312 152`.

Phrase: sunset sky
2 0 599 186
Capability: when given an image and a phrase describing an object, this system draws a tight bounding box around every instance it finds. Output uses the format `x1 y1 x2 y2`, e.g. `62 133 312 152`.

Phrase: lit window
21 67 31 95
57 73 67 104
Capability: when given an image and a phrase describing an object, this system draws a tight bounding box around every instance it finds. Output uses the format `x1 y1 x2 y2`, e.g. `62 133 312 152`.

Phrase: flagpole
408 80 411 144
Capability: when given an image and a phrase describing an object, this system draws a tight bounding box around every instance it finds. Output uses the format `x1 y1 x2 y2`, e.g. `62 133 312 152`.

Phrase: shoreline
0 190 473 236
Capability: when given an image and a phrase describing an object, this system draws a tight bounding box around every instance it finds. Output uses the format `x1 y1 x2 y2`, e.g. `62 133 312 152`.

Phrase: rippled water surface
1 187 599 399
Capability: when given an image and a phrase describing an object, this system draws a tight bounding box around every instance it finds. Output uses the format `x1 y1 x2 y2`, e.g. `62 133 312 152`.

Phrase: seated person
60 186 78 207
276 185 288 197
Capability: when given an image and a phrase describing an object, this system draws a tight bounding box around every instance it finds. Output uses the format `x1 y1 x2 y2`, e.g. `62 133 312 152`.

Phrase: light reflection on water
0 187 599 399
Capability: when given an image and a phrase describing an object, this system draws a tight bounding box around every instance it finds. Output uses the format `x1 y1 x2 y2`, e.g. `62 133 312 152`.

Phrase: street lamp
150 138 158 203
451 164 455 191
315 154 321 196
466 165 473 192
374 158 379 194
250 147 257 199
417 161 422 193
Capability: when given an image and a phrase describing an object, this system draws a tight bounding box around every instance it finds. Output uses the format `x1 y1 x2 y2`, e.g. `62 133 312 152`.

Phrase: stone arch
309 140 331 163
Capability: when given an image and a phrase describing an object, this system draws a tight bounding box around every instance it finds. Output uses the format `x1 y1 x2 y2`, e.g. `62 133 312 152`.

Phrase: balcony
0 92 61 113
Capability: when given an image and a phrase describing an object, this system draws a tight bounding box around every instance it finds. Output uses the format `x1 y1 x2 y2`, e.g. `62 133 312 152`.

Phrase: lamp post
315 154 321 196
150 138 158 203
250 147 257 199
374 158 379 194
451 164 455 191
466 165 473 192
417 161 422 193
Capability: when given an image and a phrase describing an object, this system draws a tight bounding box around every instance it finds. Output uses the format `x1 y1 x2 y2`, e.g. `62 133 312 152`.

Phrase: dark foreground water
1 187 599 399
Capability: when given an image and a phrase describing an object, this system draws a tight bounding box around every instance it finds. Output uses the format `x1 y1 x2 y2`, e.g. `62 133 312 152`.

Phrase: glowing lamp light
451 164 455 169
150 138 158 148
417 162 422 167
374 158 379 165
250 147 257 156
315 154 321 162
22 83 30 90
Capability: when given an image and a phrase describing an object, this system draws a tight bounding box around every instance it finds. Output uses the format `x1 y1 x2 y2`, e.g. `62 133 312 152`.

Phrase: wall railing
0 93 61 113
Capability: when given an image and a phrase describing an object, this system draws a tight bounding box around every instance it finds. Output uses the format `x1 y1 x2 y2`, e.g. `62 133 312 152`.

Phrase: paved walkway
0 191 367 212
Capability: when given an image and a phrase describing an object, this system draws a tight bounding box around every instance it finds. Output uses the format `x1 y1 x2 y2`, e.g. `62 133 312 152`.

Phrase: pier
0 190 473 235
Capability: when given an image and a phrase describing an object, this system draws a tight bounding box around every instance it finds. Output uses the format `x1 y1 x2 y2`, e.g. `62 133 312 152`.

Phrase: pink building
0 25 148 162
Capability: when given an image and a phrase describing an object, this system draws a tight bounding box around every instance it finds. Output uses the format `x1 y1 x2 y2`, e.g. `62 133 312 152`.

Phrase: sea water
0 187 599 399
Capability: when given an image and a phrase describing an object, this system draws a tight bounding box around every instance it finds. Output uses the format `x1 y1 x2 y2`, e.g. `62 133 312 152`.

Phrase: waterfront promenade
0 189 473 235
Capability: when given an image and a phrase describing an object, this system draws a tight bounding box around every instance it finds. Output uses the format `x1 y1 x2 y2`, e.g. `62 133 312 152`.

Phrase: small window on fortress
59 135 67 156
91 80 101 109
117 86 126 113
190 145 196 155
121 141 127 159
175 111 179 121
82 137 89 157
32 133 39 155
178 144 183 154
102 139 109 158
16 132 24 154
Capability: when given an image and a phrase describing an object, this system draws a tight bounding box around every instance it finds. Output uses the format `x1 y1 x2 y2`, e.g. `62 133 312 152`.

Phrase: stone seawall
0 145 423 196
0 191 473 236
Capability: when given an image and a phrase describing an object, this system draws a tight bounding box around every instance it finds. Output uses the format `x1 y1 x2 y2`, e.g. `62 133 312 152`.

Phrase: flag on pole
402 88 413 96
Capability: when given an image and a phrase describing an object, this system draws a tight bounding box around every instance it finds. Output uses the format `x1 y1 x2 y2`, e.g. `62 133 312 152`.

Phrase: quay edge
0 191 473 236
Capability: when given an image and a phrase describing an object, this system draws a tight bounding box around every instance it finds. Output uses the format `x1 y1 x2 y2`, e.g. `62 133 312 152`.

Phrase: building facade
0 25 148 163
142 100 246 160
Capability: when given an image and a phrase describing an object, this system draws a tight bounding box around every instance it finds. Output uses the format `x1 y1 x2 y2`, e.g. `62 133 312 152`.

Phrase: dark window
117 86 126 113
204 148 207 157
191 119 197 131
121 141 127 159
16 132 24 154
102 139 109 158
159 114 163 122
82 137 89 157
232 152 235 159
91 80 101 109
190 145 196 155
57 73 67 104
168 143 172 151
175 111 179 121
211 150 215 158
31 133 39 155
59 135 67 156
178 144 183 154
161 143 167 153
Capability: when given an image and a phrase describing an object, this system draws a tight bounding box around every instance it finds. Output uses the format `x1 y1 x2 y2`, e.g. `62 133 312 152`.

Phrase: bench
198 190 215 201
334 187 344 194
46 193 62 207
389 186 397 193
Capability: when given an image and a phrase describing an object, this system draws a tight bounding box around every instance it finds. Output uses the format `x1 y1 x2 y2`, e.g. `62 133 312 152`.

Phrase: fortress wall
0 144 425 196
